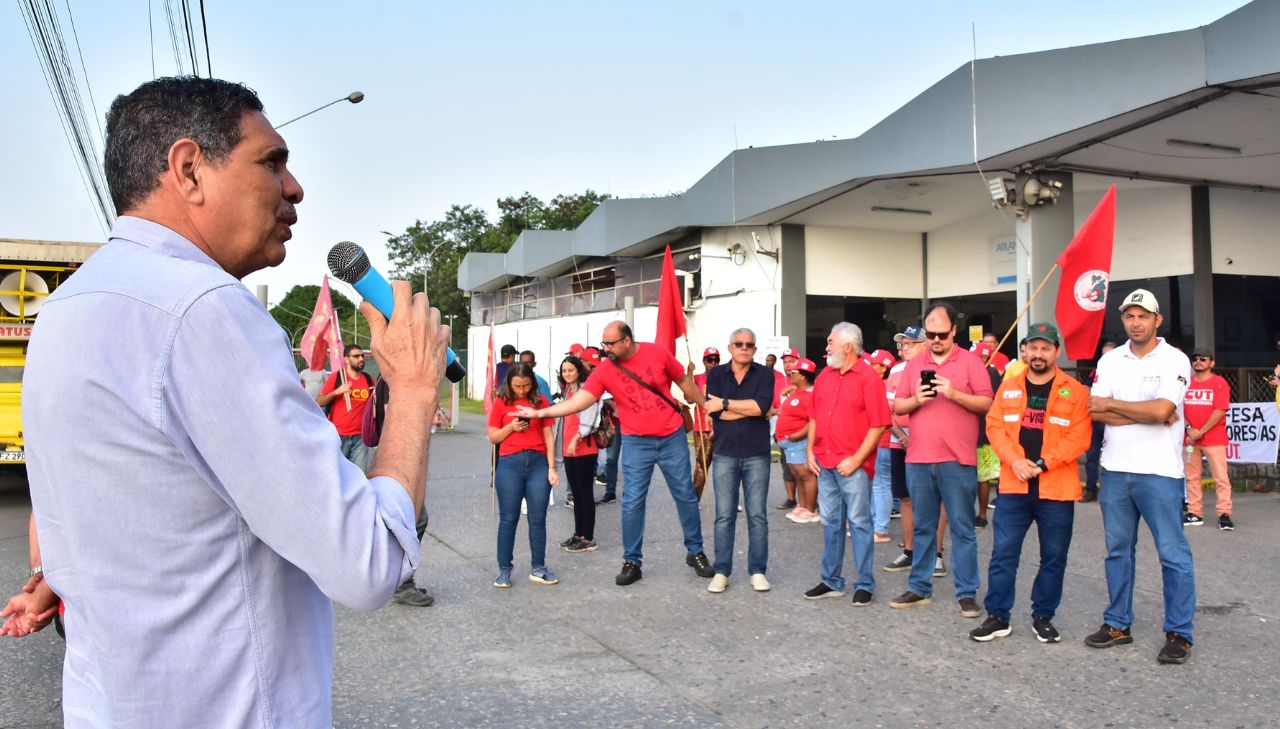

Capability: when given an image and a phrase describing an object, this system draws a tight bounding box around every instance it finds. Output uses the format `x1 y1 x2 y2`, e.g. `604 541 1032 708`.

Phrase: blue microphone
327 241 466 383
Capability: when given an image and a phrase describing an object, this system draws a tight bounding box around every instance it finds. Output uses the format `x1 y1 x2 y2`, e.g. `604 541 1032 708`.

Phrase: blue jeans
711 453 770 576
870 448 893 534
1100 470 1196 640
597 435 622 497
620 429 705 567
494 449 551 572
905 462 979 599
983 493 1075 622
339 434 370 473
818 467 875 593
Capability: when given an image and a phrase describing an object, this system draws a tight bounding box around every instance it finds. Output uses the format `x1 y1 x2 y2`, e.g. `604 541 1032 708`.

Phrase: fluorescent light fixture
1166 138 1242 155
871 205 932 216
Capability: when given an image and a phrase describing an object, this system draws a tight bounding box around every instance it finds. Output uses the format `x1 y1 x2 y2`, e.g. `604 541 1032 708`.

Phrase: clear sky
0 1 1250 305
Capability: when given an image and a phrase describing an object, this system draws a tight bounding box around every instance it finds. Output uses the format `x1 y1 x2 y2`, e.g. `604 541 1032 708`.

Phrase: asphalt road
1 416 1277 728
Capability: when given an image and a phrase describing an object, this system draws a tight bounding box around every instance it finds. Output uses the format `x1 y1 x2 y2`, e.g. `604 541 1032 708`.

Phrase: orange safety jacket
985 369 1092 501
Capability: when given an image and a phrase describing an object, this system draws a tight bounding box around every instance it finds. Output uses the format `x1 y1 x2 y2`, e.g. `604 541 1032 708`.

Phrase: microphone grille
327 241 370 283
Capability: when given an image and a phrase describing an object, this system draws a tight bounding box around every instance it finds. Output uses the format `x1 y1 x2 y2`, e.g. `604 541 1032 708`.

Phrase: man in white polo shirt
1085 288 1195 665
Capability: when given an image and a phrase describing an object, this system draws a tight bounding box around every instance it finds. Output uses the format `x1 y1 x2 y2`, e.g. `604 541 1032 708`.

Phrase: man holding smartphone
890 302 994 617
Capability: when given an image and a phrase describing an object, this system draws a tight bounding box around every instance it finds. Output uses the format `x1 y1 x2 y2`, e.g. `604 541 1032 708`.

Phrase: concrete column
1191 185 1215 354
1014 171 1073 356
779 224 806 349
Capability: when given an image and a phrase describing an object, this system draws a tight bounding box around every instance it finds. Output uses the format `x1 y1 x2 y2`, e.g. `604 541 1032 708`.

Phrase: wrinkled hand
1011 458 1041 482
359 281 449 400
836 455 862 477
932 374 957 401
513 405 539 419
0 592 56 637
1186 428 1202 443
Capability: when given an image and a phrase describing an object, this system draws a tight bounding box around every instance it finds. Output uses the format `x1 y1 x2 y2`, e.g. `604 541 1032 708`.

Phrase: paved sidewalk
1 413 1277 727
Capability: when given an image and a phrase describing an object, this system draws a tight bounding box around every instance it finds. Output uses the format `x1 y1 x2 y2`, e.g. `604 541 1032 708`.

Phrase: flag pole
683 335 712 515
330 311 352 412
988 263 1059 367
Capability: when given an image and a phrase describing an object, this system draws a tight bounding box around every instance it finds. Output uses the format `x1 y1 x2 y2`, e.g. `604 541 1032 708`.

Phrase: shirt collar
1120 337 1168 359
109 216 223 270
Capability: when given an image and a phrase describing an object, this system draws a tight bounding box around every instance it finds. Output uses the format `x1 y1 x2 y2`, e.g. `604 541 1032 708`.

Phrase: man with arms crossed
518 321 715 586
972 322 1091 643
24 77 446 727
1086 289 1195 664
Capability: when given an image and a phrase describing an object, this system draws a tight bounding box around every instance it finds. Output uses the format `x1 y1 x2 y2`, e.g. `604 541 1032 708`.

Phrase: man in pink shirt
1182 350 1234 530
889 302 994 616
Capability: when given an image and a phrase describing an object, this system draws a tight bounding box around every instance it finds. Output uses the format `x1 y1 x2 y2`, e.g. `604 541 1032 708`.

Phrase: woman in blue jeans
486 363 560 588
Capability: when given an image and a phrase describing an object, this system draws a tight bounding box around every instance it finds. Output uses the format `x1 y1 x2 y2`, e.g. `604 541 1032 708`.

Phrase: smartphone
920 369 937 395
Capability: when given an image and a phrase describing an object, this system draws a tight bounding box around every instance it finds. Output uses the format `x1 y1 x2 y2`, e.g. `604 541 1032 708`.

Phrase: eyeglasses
1191 355 1212 362
600 337 624 348
924 330 951 341
730 342 756 349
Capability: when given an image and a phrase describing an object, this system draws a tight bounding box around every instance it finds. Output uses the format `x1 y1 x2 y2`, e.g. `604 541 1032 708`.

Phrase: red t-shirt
886 364 910 450
320 371 374 436
775 389 811 442
562 407 601 458
582 343 686 437
487 396 552 457
897 346 994 466
811 360 891 475
693 373 712 433
1184 373 1230 447
772 370 787 409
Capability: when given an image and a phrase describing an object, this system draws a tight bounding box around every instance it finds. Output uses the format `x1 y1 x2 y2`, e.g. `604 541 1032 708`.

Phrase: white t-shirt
1092 338 1191 479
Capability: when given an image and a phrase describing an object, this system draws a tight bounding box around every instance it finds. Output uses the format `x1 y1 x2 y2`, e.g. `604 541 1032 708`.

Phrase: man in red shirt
518 321 713 587
1183 350 1234 530
890 302 994 616
802 323 891 605
772 347 801 509
316 344 376 473
692 347 720 501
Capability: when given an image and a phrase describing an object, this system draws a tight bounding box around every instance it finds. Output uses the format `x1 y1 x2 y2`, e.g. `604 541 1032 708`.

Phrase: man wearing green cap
970 322 1092 644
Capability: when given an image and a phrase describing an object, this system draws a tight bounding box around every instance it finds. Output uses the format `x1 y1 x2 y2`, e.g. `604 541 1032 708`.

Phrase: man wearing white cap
1085 289 1195 665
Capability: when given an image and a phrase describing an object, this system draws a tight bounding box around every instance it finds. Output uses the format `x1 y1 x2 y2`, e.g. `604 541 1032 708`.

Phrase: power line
62 0 104 142
198 0 210 75
147 0 155 78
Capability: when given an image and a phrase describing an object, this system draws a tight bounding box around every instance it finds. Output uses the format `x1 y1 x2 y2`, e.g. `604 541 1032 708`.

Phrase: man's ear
166 138 205 204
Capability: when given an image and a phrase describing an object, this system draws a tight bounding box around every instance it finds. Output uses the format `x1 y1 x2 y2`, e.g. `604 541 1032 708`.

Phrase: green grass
456 397 486 416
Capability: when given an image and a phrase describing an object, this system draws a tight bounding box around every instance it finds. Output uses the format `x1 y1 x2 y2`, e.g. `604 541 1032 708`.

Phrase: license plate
0 450 24 463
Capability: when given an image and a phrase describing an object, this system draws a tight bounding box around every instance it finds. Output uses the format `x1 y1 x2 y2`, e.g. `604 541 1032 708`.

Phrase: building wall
804 226 923 299
924 210 1014 299
1209 187 1280 276
1074 184 1193 281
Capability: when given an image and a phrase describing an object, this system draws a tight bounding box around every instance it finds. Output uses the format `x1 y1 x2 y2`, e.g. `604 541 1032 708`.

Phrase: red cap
782 347 800 359
566 343 585 355
971 342 994 360
580 347 601 364
868 349 896 368
703 346 721 358
789 357 817 373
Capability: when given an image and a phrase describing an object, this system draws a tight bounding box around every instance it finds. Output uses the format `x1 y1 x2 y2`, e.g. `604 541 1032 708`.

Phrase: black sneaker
1219 514 1235 531
1084 623 1133 648
565 538 597 553
559 536 580 549
934 555 948 578
803 583 845 600
969 616 1011 642
850 589 873 607
565 496 575 510
775 499 798 510
1032 615 1061 644
595 493 616 505
615 560 642 586
974 516 988 529
594 474 607 485
1183 512 1204 527
392 581 435 607
883 551 912 573
686 551 715 578
890 507 901 519
1157 632 1192 664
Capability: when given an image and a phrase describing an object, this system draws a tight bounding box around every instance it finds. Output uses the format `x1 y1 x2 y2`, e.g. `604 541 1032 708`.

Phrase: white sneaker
520 499 527 515
708 574 729 593
750 573 771 592
805 513 822 524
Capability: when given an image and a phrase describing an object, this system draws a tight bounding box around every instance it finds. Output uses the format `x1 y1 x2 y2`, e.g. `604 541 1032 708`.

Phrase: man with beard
318 344 377 472
890 302 994 616
1086 289 1195 664
517 320 714 586
1181 349 1234 530
971 323 1091 643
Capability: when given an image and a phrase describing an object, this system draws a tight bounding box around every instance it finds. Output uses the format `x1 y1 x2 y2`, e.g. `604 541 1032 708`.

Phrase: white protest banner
1224 402 1280 464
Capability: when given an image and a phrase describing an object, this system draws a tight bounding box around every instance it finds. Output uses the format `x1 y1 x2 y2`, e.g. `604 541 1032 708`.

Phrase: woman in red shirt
776 359 819 523
556 356 600 553
487 363 560 587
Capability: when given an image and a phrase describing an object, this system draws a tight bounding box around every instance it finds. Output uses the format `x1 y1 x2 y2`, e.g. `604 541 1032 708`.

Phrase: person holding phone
487 363 560 588
890 302 994 617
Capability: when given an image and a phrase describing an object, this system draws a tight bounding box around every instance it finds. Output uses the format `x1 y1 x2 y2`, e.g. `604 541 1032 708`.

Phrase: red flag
653 245 686 354
1055 185 1116 360
299 276 338 371
482 327 496 412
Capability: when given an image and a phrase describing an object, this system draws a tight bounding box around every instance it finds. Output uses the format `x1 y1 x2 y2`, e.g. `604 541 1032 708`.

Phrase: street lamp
274 91 365 129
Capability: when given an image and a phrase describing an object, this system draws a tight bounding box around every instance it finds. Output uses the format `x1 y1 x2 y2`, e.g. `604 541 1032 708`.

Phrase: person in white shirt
1084 288 1195 665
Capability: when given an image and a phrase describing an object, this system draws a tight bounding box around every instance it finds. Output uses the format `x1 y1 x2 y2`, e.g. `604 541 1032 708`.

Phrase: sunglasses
730 342 756 349
924 330 951 341
1191 355 1212 362
704 356 720 362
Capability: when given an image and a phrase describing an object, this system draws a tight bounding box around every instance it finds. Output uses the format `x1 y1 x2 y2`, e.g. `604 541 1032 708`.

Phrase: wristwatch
28 565 42 578
1034 458 1047 471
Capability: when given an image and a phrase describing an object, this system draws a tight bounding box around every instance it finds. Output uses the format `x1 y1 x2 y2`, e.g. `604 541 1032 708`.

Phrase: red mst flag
654 245 686 354
1055 185 1116 360
482 327 496 413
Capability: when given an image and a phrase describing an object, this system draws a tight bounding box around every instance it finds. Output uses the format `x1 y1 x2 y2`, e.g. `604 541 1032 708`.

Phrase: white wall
698 226 782 299
1209 187 1280 276
804 226 923 299
1074 184 1192 280
925 210 1014 298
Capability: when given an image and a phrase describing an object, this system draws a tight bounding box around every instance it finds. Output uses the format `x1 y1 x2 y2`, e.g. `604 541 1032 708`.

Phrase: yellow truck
0 238 102 465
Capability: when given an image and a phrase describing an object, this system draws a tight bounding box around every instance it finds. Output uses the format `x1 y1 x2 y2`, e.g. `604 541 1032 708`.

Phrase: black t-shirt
1018 379 1052 493
976 365 1003 446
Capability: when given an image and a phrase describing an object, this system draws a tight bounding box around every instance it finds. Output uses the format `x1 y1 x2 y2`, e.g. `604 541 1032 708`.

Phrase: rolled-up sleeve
162 285 417 610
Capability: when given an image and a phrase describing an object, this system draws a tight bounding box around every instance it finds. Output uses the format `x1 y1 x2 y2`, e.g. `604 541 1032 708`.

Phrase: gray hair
729 327 756 344
830 322 864 354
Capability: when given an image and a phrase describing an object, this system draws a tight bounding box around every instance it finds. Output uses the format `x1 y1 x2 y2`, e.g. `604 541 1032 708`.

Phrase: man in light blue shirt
24 76 450 728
